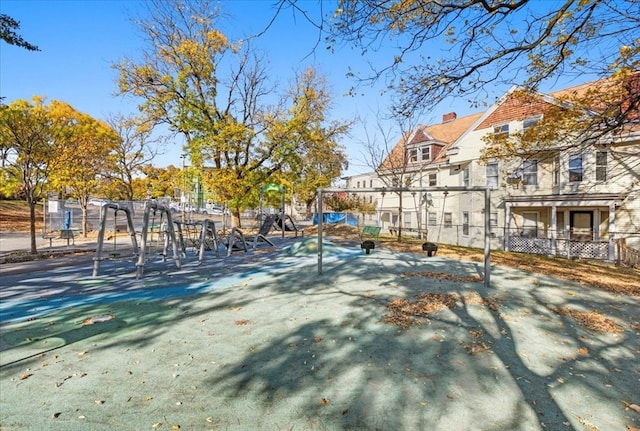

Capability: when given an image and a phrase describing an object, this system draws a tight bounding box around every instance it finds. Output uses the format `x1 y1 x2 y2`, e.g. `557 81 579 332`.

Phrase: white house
348 77 640 262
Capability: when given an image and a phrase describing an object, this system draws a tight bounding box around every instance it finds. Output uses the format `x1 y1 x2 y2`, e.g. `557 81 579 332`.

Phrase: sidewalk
1 237 638 431
0 231 98 257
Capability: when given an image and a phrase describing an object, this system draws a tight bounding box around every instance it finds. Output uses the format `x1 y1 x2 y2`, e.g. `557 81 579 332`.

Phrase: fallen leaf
628 404 640 413
342 409 348 415
20 373 33 380
320 397 329 405
152 423 163 429
82 314 116 326
172 425 180 430
95 400 104 405
578 347 589 356
52 412 61 418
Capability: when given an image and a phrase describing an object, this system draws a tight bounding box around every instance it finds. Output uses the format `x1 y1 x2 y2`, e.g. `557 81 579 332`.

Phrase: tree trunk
397 193 403 241
29 200 37 254
231 209 241 228
82 205 88 237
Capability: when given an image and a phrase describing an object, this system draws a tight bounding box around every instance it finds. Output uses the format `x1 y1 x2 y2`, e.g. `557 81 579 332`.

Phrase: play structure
92 201 182 278
91 189 307 277
92 203 140 277
91 203 271 277
259 183 304 238
174 219 221 262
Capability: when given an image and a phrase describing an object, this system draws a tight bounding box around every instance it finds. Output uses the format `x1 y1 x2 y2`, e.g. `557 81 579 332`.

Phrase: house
360 111 483 237
355 75 640 262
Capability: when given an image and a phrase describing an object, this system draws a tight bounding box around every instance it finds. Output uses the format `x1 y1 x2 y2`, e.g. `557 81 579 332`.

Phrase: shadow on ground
0 237 638 430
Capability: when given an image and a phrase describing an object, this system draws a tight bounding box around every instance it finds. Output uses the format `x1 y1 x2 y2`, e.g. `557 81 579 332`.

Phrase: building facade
344 79 640 261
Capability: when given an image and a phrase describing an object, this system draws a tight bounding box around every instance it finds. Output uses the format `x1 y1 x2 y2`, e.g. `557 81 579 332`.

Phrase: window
404 211 412 228
356 181 360 188
444 212 452 228
427 212 437 226
369 179 373 188
553 155 560 186
493 123 509 137
462 167 470 187
569 153 583 182
596 151 607 182
428 173 437 186
523 116 541 131
486 162 499 188
421 146 431 161
408 148 418 162
522 159 538 186
462 212 469 236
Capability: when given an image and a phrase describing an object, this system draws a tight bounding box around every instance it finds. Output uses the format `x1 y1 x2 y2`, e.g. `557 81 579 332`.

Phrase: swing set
316 185 493 289
92 201 183 278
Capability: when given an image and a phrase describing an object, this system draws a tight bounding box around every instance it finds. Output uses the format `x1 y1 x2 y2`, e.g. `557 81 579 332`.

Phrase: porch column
550 205 557 256
608 202 616 261
505 203 511 251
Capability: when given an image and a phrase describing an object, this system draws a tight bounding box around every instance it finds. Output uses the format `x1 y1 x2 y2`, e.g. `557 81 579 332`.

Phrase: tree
274 68 351 215
362 113 419 241
291 0 639 128
0 97 55 253
0 14 39 51
139 164 183 200
102 114 164 201
48 102 120 236
115 0 350 226
480 72 640 175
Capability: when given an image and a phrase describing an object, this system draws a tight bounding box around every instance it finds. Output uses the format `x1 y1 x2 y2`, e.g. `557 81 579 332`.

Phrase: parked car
88 198 109 207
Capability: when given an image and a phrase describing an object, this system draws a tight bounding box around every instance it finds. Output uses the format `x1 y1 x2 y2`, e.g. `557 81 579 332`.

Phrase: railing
508 235 610 260
616 238 640 268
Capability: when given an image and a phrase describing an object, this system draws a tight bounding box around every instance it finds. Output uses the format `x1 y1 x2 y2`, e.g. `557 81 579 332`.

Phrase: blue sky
0 0 594 177
1 0 470 176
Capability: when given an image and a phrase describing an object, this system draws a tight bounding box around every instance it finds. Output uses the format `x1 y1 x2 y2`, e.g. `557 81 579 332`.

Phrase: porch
504 193 626 262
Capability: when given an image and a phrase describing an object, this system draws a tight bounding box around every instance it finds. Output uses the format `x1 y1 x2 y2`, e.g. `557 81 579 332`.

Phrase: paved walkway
0 237 638 430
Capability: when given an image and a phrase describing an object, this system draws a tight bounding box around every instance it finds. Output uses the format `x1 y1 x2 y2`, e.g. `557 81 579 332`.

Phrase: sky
0 0 597 178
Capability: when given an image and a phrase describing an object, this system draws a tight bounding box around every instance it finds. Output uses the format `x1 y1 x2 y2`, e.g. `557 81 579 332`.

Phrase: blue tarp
313 212 359 226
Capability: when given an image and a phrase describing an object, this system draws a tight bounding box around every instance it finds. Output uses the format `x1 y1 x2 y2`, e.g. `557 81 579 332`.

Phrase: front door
570 211 593 241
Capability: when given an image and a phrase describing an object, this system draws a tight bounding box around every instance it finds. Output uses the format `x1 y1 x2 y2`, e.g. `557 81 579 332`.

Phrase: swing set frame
316 186 492 289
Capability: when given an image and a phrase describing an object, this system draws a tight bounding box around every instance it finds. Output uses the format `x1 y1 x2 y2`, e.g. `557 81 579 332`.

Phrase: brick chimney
442 112 457 123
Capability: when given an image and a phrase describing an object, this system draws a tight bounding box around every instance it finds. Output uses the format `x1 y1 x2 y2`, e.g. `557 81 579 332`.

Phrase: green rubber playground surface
1 238 638 430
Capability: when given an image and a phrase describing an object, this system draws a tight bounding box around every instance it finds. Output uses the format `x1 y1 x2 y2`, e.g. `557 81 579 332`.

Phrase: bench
42 229 76 247
360 225 381 242
389 227 428 239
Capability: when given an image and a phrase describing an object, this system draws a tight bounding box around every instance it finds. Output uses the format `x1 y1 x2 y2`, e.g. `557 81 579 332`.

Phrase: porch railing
508 235 610 260
616 238 640 268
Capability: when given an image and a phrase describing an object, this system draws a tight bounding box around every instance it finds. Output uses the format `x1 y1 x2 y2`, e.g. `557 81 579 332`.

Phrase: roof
381 112 484 170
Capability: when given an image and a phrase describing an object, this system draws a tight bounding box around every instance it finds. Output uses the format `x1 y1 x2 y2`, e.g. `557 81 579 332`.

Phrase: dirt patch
0 201 43 232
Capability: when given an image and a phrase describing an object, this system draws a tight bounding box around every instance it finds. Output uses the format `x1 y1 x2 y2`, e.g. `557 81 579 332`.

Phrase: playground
1 224 639 430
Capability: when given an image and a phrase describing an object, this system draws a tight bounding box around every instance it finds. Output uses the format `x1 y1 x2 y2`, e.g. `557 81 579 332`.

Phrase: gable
474 92 552 131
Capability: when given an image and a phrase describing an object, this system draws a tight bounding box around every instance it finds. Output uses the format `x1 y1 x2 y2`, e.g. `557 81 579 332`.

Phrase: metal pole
282 186 285 239
317 189 323 275
484 188 491 289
